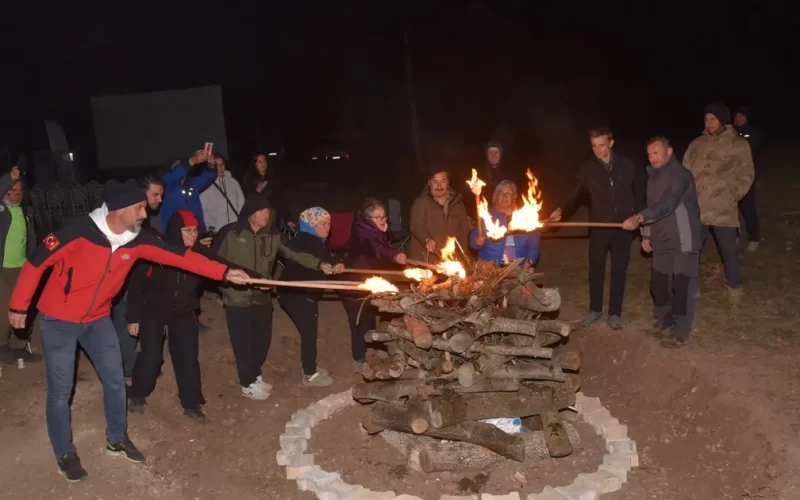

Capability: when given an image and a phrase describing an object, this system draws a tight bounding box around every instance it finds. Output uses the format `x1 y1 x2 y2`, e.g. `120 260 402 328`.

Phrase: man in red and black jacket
8 183 249 483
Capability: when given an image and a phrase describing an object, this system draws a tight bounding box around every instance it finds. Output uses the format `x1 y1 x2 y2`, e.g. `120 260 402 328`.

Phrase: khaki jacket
683 126 754 227
408 187 471 261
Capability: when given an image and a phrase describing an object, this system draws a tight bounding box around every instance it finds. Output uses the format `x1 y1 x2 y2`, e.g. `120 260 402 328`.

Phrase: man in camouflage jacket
683 102 754 302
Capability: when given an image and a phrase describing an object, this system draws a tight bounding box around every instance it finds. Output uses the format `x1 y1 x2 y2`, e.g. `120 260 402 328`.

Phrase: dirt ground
2 156 800 499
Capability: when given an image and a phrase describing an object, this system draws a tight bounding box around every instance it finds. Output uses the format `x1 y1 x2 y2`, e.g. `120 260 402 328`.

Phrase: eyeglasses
369 215 388 221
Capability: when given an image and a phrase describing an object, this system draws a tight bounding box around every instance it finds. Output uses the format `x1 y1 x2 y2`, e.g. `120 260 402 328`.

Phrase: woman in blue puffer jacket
469 180 541 267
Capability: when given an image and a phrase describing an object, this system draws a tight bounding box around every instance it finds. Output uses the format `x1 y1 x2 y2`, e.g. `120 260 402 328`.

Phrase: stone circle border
275 389 639 500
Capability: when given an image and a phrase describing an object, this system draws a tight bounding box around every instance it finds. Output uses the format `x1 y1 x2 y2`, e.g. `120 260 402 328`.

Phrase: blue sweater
160 161 216 233
469 208 541 265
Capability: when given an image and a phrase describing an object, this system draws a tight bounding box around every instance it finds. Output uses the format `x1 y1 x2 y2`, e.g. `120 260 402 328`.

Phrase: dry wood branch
489 362 566 382
404 315 433 349
541 410 573 457
507 285 562 312
407 397 432 434
469 343 553 359
364 403 525 461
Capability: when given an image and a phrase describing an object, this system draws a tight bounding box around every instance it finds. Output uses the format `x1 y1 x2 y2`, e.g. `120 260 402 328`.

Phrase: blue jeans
40 315 127 457
111 292 137 376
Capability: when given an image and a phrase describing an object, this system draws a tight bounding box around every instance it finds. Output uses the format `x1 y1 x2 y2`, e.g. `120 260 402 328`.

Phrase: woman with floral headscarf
278 207 343 386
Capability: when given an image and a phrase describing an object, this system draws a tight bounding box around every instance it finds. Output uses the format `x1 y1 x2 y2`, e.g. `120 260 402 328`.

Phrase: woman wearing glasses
341 198 406 372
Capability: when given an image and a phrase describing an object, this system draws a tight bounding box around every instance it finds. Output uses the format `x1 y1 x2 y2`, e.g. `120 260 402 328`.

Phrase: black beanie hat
704 102 731 125
239 194 273 220
735 106 753 121
103 183 147 211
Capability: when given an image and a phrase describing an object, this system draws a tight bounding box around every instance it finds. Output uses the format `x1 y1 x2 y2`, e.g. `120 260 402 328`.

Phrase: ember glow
437 237 467 279
403 268 433 281
508 169 543 232
359 276 399 294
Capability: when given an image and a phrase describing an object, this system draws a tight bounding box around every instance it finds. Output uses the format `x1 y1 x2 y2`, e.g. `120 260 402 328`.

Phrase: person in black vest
549 127 646 330
278 207 343 387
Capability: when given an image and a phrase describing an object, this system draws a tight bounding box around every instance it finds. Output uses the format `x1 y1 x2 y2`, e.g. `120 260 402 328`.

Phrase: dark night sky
1 1 797 173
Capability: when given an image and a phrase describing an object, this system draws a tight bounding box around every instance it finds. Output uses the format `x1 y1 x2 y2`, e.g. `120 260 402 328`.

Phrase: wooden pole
405 259 440 272
343 268 416 277
244 278 369 291
540 222 625 229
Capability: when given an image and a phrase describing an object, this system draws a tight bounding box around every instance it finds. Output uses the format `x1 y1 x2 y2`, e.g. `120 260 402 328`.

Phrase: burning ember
437 237 466 279
508 169 543 232
403 268 434 281
359 277 399 294
477 198 508 240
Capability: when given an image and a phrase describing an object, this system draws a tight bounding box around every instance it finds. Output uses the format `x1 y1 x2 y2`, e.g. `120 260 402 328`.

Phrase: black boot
0 344 16 364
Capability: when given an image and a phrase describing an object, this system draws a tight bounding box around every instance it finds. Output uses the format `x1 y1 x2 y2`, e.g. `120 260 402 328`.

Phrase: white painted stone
287 453 315 467
599 422 628 441
605 438 637 454
307 402 333 420
528 487 569 499
576 470 623 493
342 489 396 499
393 495 425 500
285 422 312 439
275 448 297 466
602 453 632 470
317 480 361 500
286 465 311 480
481 493 520 500
574 393 602 413
555 481 598 500
279 434 308 450
296 466 340 492
583 408 614 428
598 464 628 483
441 495 479 500
613 451 639 467
294 408 320 427
320 390 354 412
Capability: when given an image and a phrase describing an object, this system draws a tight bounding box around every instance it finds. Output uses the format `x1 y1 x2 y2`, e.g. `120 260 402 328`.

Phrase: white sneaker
256 375 273 392
241 381 270 400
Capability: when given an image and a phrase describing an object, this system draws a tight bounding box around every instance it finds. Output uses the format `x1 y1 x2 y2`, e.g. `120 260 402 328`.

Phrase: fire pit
351 255 583 474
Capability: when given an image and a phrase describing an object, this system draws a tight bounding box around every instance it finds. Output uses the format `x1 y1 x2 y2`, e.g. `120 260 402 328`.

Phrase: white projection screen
91 85 228 169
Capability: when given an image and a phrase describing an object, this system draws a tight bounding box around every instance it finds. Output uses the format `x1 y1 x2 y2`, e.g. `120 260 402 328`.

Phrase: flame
478 198 508 239
436 237 466 279
508 169 543 232
466 168 486 195
403 268 433 281
359 276 399 294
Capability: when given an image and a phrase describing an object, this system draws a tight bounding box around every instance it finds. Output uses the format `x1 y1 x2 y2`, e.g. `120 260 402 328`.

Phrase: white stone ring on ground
276 389 639 500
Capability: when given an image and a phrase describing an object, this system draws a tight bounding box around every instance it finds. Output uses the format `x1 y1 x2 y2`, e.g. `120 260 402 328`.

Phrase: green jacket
215 213 323 307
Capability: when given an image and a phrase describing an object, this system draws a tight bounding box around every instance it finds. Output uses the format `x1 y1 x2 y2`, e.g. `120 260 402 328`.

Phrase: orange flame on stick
508 169 543 231
466 168 486 196
403 268 433 281
437 237 466 279
359 277 399 294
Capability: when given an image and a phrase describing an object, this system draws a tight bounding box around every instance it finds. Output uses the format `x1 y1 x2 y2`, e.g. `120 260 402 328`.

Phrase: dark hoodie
279 220 341 301
126 210 205 324
214 194 324 307
482 139 509 192
241 163 290 224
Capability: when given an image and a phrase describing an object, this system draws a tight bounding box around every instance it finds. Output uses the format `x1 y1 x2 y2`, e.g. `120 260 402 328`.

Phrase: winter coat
279 221 340 301
200 170 245 233
683 126 754 227
408 186 471 261
161 160 216 233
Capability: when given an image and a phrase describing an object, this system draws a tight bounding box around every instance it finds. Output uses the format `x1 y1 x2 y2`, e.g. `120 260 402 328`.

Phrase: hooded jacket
161 159 217 233
9 204 229 324
214 195 325 307
126 210 207 324
408 186 471 261
200 170 245 233
279 220 340 301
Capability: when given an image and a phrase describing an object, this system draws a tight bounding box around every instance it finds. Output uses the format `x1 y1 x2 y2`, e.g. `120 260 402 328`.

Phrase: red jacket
10 216 229 324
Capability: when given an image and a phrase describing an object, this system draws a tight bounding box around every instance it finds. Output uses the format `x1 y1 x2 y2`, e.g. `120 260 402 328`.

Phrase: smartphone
204 142 214 155
16 155 27 175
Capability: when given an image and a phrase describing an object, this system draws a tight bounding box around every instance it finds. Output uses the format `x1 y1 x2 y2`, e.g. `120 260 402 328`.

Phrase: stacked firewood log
354 258 582 472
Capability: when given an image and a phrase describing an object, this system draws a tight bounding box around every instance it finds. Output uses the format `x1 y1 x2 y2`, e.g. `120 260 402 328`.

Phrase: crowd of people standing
0 101 762 482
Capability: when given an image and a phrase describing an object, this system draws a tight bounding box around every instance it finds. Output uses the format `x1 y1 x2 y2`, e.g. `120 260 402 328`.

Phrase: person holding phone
160 149 217 234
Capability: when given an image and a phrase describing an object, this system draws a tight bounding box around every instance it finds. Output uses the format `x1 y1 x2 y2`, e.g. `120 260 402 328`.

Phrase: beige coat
683 126 754 227
408 187 471 262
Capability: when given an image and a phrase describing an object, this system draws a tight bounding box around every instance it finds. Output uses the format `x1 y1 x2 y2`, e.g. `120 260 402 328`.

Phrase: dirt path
2 177 799 499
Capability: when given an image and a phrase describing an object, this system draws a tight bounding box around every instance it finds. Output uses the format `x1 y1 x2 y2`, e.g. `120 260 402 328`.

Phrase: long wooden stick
297 280 365 286
540 222 625 228
405 259 440 272
245 278 367 291
344 268 409 276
